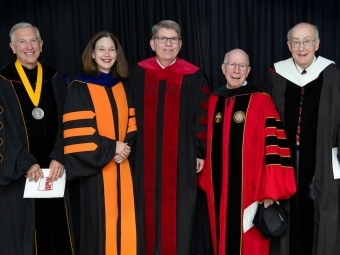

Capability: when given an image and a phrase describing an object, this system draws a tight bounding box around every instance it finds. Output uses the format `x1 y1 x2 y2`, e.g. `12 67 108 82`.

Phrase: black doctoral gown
0 62 73 255
262 60 340 255
63 75 137 255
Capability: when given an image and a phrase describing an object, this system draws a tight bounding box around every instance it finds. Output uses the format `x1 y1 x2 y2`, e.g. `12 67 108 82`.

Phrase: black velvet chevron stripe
266 117 284 129
266 136 289 147
266 154 293 167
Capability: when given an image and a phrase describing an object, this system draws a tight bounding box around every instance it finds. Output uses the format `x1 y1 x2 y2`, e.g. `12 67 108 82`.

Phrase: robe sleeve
49 73 68 165
193 72 210 159
0 79 36 186
123 80 137 168
63 81 117 180
254 96 297 201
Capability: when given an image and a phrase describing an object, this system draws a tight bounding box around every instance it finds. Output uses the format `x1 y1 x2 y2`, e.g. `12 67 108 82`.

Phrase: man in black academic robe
130 20 210 255
0 22 73 255
262 22 340 255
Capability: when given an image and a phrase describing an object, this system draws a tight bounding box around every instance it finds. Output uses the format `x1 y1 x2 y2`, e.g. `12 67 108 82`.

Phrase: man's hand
49 159 64 182
196 158 204 173
26 163 43 182
261 198 274 208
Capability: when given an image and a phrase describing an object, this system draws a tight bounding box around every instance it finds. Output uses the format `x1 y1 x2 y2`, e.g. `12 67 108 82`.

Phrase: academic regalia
63 73 137 255
0 62 73 255
130 57 210 255
198 84 296 255
262 56 340 255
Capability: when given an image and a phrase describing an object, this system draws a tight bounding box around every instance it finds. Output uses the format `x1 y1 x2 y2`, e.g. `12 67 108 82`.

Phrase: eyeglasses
154 36 181 44
289 39 317 48
223 63 249 71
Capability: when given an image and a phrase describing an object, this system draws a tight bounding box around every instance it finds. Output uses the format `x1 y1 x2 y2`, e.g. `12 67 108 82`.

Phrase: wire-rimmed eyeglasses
289 39 317 48
223 63 249 71
153 36 181 44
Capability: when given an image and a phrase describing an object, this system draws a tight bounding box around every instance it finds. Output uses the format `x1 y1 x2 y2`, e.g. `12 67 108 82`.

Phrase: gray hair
151 20 181 39
287 23 319 41
9 22 41 42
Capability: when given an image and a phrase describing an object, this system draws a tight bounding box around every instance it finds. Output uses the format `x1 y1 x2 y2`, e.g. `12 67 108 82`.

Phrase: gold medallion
233 111 245 123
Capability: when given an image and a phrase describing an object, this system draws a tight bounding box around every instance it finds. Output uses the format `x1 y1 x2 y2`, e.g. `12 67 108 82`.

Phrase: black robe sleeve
0 79 37 186
123 79 137 167
193 72 209 159
63 81 117 180
49 72 68 165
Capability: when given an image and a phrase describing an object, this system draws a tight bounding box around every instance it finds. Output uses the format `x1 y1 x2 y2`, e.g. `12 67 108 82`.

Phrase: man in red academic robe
198 49 296 255
129 20 210 255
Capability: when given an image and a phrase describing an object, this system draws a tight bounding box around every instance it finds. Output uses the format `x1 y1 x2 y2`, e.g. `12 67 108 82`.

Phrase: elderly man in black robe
262 22 340 255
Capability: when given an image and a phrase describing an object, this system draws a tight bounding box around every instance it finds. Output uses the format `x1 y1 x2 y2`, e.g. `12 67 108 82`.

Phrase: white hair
9 22 41 42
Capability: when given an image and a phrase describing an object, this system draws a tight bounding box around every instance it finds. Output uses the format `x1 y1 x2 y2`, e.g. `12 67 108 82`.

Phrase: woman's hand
114 141 131 163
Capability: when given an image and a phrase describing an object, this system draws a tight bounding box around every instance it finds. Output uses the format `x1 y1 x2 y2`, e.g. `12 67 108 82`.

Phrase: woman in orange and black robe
63 31 137 255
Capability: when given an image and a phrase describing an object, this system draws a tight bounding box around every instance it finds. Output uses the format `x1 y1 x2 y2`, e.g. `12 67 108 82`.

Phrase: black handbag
252 201 289 239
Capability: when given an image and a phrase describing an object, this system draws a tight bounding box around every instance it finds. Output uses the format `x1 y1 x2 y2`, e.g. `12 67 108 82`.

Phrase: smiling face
222 49 251 89
287 23 320 69
10 27 43 69
150 28 182 67
92 36 117 73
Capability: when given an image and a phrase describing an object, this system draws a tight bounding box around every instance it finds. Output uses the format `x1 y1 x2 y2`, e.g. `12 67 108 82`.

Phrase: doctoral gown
130 57 210 255
63 74 137 255
262 57 340 255
0 62 73 255
198 85 296 255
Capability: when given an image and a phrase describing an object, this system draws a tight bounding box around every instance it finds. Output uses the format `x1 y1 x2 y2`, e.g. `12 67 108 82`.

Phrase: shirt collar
295 56 317 73
226 80 247 89
156 58 177 69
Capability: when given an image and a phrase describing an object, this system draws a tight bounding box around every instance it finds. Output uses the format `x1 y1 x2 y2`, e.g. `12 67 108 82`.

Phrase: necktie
301 70 307 75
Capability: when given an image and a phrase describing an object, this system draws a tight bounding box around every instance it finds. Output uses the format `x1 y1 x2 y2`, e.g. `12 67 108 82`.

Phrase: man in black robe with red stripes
199 49 296 255
130 20 210 255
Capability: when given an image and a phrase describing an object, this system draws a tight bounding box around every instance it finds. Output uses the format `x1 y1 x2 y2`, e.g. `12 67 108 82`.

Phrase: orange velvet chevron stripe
127 108 137 133
63 110 97 154
63 110 95 122
64 143 98 154
64 127 96 138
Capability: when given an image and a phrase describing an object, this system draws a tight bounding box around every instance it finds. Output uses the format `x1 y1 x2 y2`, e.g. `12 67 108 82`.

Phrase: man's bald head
223 48 250 66
287 22 319 41
221 48 251 89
